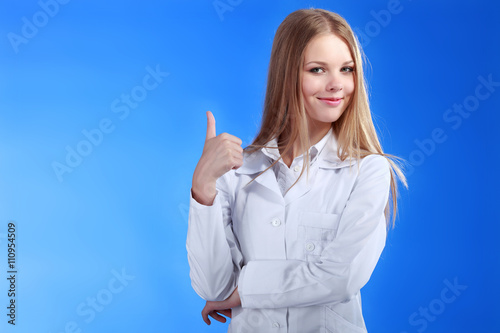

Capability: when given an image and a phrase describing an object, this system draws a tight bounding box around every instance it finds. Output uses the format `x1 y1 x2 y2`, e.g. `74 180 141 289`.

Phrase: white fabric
186 130 391 333
266 129 330 197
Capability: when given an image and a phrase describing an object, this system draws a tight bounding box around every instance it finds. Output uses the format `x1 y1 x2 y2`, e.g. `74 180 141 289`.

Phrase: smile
318 97 343 106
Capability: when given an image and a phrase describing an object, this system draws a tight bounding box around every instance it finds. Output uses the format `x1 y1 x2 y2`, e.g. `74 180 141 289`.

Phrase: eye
341 66 354 73
309 67 325 74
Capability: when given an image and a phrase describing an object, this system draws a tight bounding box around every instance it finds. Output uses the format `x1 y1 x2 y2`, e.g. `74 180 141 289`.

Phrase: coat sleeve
238 154 391 308
186 172 243 301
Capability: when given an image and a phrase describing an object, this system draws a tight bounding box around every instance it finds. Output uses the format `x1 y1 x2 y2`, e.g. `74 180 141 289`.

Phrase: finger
202 309 211 325
219 132 243 146
230 151 244 170
217 139 243 154
219 309 232 318
206 111 216 141
209 311 227 323
224 157 242 172
201 303 211 325
227 140 244 153
231 160 243 170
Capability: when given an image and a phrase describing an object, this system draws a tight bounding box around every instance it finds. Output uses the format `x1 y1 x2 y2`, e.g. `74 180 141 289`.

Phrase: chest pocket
298 211 341 262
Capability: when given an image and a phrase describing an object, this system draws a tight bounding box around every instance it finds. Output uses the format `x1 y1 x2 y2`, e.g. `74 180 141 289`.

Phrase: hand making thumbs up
191 111 244 206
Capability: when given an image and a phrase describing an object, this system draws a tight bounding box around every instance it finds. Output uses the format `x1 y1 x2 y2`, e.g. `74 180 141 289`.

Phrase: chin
322 111 345 123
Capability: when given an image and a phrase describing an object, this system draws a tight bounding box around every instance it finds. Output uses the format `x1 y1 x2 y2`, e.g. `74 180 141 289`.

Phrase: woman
187 8 406 332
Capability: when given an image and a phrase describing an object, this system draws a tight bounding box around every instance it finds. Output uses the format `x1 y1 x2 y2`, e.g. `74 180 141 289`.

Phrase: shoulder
357 154 392 184
359 153 390 170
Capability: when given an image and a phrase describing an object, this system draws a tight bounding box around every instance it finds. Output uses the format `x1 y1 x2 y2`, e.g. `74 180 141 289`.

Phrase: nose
326 75 343 92
327 81 343 92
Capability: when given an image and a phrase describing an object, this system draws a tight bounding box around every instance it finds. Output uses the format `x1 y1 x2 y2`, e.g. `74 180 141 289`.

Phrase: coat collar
236 130 357 175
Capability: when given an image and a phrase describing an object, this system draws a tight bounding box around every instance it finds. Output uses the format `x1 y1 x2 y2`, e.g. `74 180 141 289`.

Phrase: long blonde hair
246 8 407 227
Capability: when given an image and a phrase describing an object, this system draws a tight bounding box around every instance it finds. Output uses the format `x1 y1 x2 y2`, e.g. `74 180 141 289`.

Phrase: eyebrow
305 60 354 66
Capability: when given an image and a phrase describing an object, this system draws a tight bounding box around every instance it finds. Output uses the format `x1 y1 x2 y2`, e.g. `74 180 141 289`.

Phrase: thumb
205 111 216 141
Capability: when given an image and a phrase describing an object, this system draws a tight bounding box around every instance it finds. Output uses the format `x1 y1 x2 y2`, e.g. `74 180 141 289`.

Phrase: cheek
302 76 318 98
345 77 355 99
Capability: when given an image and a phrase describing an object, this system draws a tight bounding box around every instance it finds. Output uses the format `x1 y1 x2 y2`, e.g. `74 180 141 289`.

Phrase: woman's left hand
202 287 241 325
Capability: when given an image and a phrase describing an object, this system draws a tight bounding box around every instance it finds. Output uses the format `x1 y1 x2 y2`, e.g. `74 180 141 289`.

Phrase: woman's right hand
191 111 243 206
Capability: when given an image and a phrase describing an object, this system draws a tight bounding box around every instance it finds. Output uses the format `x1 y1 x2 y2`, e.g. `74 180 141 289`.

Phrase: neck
279 125 331 168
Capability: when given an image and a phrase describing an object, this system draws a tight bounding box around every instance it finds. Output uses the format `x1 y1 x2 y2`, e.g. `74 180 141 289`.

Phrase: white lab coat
187 130 391 333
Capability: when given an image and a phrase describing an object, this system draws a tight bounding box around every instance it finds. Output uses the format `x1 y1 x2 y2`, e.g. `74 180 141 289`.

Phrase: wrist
191 181 217 206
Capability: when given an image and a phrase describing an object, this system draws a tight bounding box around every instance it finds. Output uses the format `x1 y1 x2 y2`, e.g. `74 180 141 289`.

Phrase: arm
186 111 244 301
187 173 243 301
238 154 391 308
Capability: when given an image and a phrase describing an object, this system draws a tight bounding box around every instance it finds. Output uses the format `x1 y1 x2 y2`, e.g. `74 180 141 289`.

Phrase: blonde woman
187 8 406 332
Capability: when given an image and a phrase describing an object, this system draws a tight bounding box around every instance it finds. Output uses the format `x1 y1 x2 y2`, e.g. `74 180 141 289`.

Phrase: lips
318 97 343 101
318 97 343 106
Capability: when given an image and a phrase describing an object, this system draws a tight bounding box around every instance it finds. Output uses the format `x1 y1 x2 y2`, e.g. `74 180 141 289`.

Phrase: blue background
1 0 499 332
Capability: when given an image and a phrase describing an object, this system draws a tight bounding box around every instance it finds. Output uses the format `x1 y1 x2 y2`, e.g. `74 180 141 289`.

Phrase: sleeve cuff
238 265 248 308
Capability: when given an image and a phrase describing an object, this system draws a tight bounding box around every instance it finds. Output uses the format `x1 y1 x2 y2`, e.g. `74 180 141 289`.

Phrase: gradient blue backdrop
1 0 499 332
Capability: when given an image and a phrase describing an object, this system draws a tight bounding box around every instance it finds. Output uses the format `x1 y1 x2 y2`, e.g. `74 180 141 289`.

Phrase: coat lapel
317 131 359 170
235 132 358 205
283 163 317 206
235 151 283 201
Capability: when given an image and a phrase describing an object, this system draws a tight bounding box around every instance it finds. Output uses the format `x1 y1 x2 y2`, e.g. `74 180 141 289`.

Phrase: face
301 33 355 138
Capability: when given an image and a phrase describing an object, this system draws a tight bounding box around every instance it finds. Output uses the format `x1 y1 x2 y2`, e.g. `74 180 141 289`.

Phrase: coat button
272 322 280 328
293 165 300 172
271 218 281 227
305 242 315 251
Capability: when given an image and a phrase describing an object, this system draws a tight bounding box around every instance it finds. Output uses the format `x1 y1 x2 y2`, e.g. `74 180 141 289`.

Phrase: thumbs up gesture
192 111 244 206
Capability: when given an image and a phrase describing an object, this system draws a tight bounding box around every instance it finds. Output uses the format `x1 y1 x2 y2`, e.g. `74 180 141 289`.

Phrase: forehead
303 33 352 62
